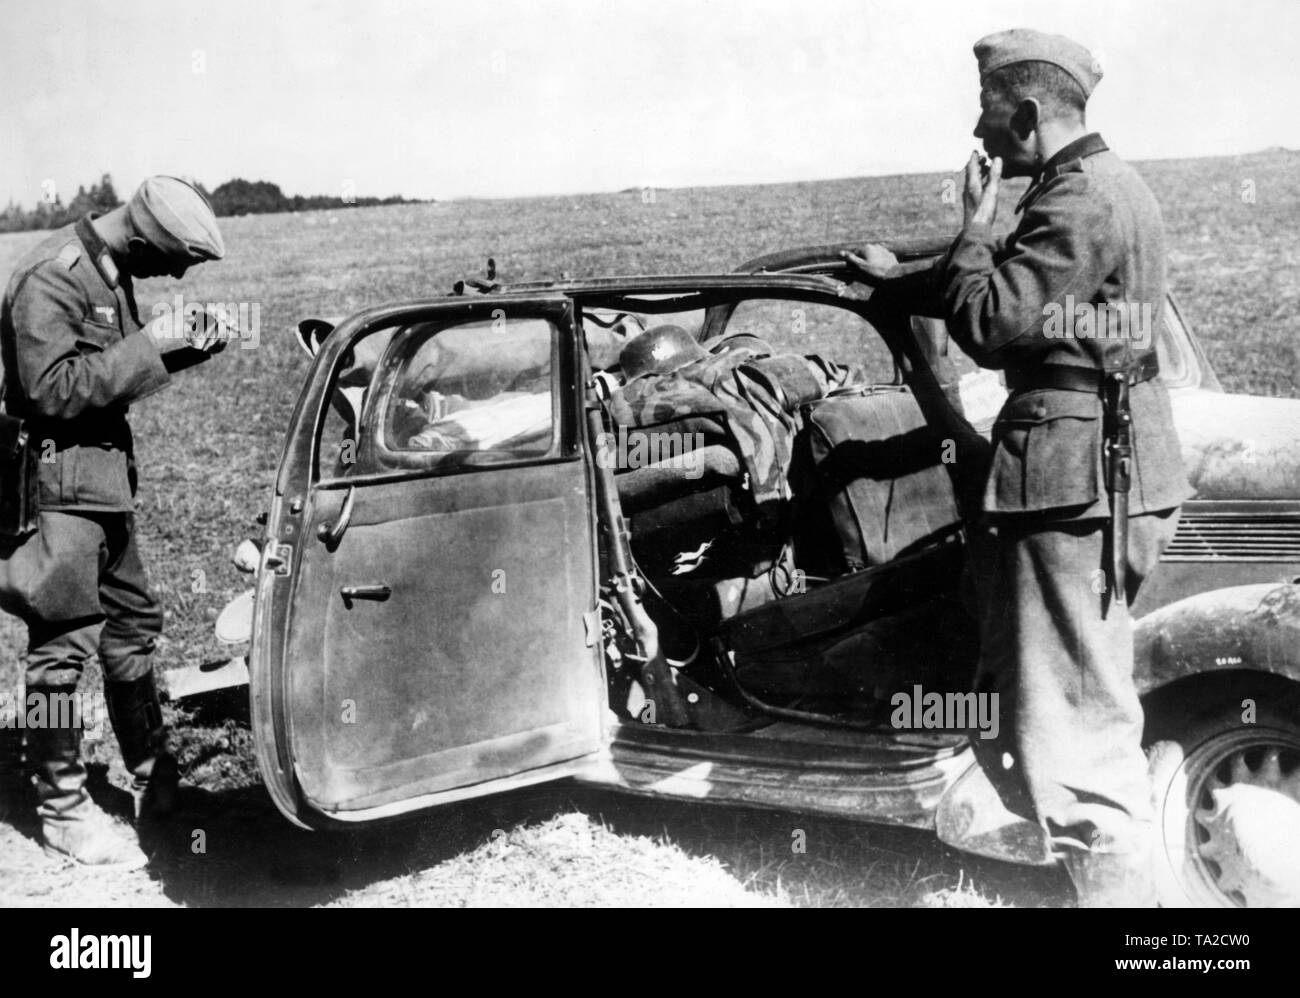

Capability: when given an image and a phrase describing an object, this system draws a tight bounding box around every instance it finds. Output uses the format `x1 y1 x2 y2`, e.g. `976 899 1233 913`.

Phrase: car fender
937 581 1300 866
1134 581 1300 692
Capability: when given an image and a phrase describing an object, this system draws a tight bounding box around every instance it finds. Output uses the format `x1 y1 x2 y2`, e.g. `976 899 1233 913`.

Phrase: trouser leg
97 514 163 686
965 509 1180 906
97 514 175 816
17 513 150 866
963 518 1039 821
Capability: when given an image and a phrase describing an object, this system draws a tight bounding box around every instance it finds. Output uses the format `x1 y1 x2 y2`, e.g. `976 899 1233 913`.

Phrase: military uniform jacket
0 216 170 512
933 133 1193 519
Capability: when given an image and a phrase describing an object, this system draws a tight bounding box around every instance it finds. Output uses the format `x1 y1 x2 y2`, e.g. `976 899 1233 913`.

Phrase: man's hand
146 303 234 371
963 151 1002 228
840 243 899 286
184 304 236 355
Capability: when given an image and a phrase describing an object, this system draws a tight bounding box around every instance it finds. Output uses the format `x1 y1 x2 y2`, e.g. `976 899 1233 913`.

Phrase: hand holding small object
963 151 1002 228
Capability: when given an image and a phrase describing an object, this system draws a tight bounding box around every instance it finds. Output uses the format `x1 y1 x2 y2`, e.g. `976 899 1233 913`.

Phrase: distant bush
0 174 122 233
209 178 420 217
0 174 424 232
207 178 287 216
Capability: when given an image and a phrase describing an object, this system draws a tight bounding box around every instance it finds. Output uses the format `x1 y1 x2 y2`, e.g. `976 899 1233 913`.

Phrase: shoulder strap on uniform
56 242 82 268
8 253 79 305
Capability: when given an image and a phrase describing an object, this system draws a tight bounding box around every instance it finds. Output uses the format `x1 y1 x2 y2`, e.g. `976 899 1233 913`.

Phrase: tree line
0 175 423 233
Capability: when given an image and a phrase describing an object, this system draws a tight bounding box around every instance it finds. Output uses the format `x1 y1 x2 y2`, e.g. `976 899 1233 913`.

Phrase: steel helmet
618 324 707 380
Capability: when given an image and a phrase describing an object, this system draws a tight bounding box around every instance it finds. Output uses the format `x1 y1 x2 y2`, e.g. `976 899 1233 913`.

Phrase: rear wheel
1146 677 1300 908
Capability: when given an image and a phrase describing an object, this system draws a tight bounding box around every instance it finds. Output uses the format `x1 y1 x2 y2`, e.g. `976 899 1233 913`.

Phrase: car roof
734 237 952 275
442 239 954 301
449 271 852 300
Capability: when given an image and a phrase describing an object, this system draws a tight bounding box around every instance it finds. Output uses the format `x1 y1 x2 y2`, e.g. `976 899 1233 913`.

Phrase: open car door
250 296 607 827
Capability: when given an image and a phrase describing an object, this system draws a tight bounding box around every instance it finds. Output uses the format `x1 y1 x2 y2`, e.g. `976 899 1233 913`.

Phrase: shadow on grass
0 674 1072 907
128 776 1072 908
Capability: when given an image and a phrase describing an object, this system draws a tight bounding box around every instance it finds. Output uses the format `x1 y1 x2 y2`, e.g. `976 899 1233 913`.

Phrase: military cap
126 176 225 261
974 28 1103 99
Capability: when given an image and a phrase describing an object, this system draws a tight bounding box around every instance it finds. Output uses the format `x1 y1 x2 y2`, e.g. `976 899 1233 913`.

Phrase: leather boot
105 672 178 820
0 723 27 823
27 686 148 870
1061 840 1158 908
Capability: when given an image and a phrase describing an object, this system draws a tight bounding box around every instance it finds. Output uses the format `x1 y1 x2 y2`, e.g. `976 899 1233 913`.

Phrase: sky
2 0 1298 205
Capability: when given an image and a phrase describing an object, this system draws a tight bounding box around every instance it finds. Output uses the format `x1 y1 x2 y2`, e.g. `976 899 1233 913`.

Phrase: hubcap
1184 732 1300 907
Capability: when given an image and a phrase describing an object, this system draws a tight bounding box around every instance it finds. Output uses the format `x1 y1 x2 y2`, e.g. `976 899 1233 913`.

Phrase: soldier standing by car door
844 29 1194 906
0 176 227 868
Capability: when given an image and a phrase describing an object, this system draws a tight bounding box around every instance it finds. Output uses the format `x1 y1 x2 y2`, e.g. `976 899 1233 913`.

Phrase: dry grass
329 813 789 908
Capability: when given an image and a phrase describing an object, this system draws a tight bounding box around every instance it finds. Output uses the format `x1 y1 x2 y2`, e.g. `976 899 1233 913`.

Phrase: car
217 237 1300 908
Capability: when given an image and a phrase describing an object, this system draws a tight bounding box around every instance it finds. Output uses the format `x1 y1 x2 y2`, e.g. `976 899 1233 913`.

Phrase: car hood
1173 389 1300 500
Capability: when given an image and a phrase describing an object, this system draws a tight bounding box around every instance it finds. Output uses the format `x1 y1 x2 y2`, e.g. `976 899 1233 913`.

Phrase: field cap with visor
126 176 225 262
974 28 1103 99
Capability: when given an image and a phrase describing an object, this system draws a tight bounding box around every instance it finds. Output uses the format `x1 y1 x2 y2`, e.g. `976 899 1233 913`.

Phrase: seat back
803 387 963 571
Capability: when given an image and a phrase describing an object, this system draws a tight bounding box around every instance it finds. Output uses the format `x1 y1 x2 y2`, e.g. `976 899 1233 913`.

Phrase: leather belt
1005 354 1160 394
22 417 132 450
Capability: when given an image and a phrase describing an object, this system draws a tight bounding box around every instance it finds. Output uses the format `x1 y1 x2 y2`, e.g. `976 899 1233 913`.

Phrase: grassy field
0 147 1297 906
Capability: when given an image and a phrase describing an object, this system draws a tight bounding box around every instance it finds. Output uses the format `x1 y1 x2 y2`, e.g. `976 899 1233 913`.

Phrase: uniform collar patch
74 214 120 290
1015 132 1109 214
97 251 120 288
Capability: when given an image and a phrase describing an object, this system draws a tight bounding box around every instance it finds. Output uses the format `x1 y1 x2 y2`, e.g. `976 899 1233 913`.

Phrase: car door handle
317 485 356 546
340 584 391 603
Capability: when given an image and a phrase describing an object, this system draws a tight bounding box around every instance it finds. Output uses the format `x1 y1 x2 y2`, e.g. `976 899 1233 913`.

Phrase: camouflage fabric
608 345 858 521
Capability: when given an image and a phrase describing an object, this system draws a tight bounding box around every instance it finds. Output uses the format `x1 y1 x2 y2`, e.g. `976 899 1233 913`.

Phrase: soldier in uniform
845 30 1193 905
0 176 226 868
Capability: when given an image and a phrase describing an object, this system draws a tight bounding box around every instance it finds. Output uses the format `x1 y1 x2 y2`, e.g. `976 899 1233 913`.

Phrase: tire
1146 676 1300 908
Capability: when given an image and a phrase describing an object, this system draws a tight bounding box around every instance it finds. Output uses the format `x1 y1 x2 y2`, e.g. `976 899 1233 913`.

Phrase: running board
575 720 972 828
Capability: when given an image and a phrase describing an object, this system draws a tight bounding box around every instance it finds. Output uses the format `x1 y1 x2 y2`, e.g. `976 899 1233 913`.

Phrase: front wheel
1147 679 1300 908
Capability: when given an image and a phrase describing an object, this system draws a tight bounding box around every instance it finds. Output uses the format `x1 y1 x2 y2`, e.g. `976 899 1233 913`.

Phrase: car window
723 299 897 384
331 316 558 477
908 316 1007 426
318 401 351 479
315 326 395 480
387 317 554 452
